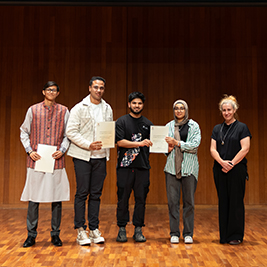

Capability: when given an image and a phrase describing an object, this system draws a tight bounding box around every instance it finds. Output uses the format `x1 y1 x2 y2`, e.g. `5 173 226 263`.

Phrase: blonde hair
219 94 239 119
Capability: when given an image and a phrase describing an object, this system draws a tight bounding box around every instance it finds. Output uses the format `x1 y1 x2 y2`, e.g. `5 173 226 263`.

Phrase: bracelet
27 150 33 155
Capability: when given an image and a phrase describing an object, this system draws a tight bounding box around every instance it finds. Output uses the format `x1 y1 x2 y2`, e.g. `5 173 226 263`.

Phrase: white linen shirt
66 95 113 161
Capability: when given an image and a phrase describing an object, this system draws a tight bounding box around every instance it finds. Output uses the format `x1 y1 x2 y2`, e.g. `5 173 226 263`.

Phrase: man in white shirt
66 76 113 245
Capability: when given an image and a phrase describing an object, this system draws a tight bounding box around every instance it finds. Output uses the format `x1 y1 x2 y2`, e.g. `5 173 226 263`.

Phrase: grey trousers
27 201 62 238
165 172 197 238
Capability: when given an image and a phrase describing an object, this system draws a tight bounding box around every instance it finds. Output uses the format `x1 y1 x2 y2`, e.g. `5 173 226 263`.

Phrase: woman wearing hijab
164 100 201 244
210 95 251 245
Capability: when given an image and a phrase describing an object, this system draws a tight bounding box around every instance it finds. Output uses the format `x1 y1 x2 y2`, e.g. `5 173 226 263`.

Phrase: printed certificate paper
34 144 57 173
149 126 169 153
96 121 115 148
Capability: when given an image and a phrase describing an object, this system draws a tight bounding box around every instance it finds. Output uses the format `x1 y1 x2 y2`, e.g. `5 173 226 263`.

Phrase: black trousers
27 201 62 238
213 163 247 243
116 168 150 228
73 157 106 230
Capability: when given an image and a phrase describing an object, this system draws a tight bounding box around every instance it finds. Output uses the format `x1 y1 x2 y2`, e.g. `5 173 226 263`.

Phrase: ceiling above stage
0 0 267 6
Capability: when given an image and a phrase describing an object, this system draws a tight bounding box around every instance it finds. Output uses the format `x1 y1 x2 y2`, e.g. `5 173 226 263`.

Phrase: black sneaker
116 227 127 242
133 227 146 242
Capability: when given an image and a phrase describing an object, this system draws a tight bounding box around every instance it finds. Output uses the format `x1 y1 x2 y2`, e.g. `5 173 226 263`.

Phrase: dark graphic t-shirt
116 114 153 169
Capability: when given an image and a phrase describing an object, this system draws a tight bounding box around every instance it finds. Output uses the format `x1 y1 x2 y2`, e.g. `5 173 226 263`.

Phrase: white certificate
96 121 115 148
149 125 169 153
34 144 57 173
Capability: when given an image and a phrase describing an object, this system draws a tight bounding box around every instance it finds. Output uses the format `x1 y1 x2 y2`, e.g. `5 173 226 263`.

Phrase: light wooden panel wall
0 6 266 205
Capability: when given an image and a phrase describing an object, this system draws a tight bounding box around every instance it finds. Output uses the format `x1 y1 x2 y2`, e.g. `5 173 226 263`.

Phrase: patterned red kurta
27 102 67 169
20 101 70 202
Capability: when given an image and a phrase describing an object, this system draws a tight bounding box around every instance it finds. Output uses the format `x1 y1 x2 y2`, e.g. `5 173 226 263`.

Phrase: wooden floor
0 205 267 267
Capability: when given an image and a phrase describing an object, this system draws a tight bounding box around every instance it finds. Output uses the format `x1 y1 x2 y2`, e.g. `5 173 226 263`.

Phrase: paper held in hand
149 125 169 153
34 144 57 173
96 121 115 148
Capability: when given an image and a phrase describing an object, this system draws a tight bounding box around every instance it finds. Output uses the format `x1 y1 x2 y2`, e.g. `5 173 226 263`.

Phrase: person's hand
29 151 41 161
139 139 153 147
165 137 179 147
221 161 234 173
89 141 103 150
52 151 63 159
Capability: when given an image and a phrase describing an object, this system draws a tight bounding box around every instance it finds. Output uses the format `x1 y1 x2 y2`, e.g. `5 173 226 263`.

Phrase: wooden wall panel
126 6 267 205
0 6 266 205
0 6 127 205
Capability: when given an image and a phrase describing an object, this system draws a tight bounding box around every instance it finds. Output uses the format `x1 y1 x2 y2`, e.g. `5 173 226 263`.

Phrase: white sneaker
89 229 105 244
170 236 179 244
184 236 193 244
76 227 91 246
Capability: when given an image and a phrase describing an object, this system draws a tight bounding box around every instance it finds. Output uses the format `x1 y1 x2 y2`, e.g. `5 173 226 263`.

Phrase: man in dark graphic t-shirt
115 92 153 243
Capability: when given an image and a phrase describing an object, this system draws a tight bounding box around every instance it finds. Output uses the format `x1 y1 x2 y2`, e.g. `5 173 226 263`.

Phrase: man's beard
130 107 143 115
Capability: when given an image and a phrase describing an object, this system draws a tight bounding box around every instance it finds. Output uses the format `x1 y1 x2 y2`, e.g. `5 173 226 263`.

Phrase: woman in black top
210 95 251 245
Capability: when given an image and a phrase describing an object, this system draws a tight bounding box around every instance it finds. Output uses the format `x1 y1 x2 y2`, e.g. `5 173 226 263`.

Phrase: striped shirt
164 119 201 180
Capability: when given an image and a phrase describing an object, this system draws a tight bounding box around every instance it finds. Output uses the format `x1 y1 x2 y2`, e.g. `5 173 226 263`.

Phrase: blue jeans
165 172 197 238
73 157 106 231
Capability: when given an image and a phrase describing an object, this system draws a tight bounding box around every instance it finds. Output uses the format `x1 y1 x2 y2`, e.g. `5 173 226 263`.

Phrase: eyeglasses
174 107 185 111
45 88 58 93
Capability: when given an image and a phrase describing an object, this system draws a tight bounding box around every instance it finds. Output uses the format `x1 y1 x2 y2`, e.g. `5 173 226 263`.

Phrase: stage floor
0 205 267 267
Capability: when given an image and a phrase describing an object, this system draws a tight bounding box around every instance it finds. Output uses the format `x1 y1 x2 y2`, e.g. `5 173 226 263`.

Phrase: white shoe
184 236 193 244
89 229 105 244
76 227 91 246
170 236 179 244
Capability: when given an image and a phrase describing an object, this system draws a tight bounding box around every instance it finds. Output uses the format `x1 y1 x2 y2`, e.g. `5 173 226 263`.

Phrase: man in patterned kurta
20 81 70 247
